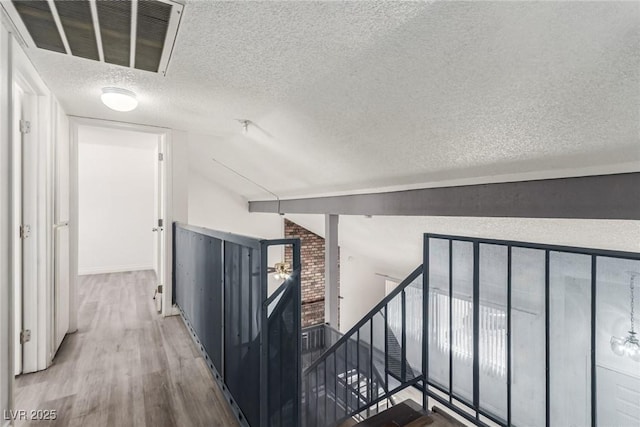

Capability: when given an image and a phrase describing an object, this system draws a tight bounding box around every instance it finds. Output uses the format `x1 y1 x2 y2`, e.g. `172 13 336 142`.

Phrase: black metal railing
174 223 640 427
173 223 302 427
302 324 343 372
422 234 640 427
301 234 640 427
302 265 424 427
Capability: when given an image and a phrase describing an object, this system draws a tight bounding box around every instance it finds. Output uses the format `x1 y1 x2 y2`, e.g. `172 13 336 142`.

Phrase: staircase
338 400 466 427
303 266 424 427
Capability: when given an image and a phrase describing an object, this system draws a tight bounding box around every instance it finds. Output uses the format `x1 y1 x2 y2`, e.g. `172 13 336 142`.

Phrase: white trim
161 131 173 316
68 121 78 333
51 100 70 356
79 265 155 276
169 305 180 316
130 0 137 68
0 2 34 49
69 117 174 319
157 1 184 76
45 0 71 56
88 0 104 63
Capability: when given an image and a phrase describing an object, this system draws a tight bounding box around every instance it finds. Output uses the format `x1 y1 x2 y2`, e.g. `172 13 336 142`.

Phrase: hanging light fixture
101 87 138 112
236 119 250 135
268 262 292 281
610 271 640 362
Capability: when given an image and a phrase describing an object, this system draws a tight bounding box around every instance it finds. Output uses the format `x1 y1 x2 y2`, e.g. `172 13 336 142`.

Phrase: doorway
75 124 166 311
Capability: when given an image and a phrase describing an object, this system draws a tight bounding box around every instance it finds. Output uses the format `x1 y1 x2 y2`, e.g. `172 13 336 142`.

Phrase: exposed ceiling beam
248 173 640 220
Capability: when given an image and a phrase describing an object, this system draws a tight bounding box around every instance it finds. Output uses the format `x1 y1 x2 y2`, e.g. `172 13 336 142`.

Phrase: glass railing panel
478 243 508 422
428 237 450 390
549 251 592 427
451 240 474 404
511 247 545 427
596 256 640 426
405 275 423 381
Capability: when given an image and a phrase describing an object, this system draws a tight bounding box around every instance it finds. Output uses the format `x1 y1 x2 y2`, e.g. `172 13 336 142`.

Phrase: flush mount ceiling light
611 271 640 362
101 87 138 112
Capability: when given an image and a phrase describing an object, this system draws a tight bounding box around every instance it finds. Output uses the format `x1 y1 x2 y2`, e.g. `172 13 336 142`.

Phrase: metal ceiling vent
6 0 183 75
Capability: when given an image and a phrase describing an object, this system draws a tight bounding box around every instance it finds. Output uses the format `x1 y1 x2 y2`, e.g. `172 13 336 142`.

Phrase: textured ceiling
16 0 640 198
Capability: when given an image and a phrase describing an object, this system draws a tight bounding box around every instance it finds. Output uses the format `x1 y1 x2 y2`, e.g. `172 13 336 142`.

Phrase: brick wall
284 219 339 328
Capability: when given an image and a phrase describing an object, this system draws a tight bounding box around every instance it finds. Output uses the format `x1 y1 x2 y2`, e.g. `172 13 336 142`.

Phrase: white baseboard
166 305 180 317
78 264 155 276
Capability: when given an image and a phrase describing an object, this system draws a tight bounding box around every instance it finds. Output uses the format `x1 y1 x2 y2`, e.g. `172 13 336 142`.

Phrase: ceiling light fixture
101 87 138 112
268 262 292 281
611 271 640 362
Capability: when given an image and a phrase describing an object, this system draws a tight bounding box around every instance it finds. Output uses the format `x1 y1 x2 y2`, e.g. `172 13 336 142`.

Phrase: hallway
14 271 238 427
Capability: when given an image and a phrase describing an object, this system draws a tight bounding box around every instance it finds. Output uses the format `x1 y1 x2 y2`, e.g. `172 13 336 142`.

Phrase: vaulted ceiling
12 0 640 198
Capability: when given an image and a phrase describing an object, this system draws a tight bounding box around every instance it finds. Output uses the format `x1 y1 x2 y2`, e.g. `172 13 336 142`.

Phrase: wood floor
14 270 239 427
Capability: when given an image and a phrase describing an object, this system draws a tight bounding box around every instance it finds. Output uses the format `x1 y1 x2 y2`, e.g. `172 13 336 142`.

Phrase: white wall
188 170 282 240
171 130 189 224
78 126 158 275
188 170 285 294
0 16 11 427
339 247 386 332
286 213 640 337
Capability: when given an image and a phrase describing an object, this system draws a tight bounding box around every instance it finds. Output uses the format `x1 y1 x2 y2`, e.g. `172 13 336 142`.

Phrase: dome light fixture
101 87 138 112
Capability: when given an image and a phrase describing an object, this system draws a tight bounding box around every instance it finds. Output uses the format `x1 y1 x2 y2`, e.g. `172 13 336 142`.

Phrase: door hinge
19 224 30 239
19 120 31 134
157 285 163 294
158 152 164 161
20 329 31 344
158 218 163 227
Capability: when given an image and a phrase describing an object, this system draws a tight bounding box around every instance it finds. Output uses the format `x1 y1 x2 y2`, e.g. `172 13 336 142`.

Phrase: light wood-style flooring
14 270 239 427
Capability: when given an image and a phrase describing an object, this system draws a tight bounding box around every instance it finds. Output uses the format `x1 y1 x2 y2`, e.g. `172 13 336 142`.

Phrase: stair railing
302 265 424 427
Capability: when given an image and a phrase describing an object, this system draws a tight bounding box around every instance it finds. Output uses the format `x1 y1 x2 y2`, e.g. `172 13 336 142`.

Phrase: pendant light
610 271 640 362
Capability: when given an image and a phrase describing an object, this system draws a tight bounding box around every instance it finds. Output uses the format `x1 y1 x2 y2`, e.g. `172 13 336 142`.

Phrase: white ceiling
13 0 640 198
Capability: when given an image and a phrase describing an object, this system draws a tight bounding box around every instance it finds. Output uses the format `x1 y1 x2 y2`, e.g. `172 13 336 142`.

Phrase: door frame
10 37 53 375
68 117 175 325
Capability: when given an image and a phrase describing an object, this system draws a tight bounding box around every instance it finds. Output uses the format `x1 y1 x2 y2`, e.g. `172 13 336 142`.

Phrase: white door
153 144 165 313
13 86 37 374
